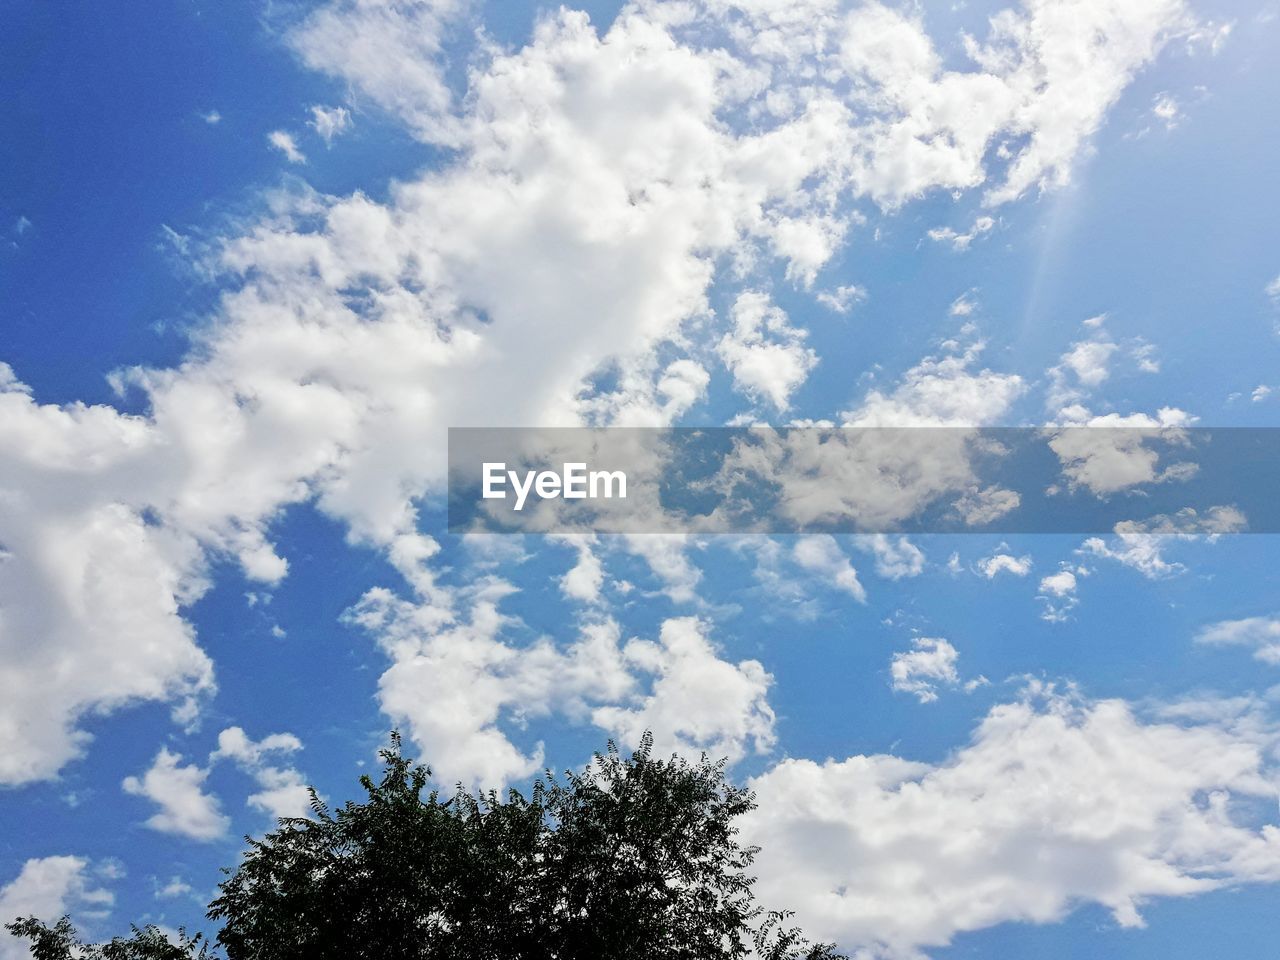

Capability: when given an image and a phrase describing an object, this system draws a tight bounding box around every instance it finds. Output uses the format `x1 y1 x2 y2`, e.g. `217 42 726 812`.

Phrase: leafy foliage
5 916 213 960
9 733 844 960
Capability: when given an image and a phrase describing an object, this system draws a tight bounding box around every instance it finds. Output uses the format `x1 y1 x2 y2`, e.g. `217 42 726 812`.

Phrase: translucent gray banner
447 427 1275 534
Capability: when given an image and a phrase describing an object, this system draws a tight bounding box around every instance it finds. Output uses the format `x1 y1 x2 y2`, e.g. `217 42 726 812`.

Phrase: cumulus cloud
815 284 866 313
122 727 309 838
977 549 1032 578
846 343 1025 427
890 637 961 703
593 616 776 764
0 0 1199 781
348 562 772 786
0 857 113 960
212 727 310 821
717 292 818 411
745 686 1280 957
1037 566 1082 621
288 0 469 144
857 534 925 580
554 534 605 604
1196 616 1280 665
1267 273 1280 307
792 535 867 602
123 748 228 841
1047 332 1119 412
1047 409 1198 496
1080 506 1246 579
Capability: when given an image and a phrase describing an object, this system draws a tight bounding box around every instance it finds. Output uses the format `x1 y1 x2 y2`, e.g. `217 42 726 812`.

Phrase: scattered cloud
1037 566 1083 621
977 549 1032 578
890 637 961 703
309 104 352 144
211 727 310 821
267 130 306 163
815 284 867 314
0 0 1201 785
1152 92 1181 128
718 292 818 411
928 215 995 251
858 535 925 580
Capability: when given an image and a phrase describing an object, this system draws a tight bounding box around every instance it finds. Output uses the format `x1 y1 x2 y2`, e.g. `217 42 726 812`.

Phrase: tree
4 916 213 960
9 733 843 960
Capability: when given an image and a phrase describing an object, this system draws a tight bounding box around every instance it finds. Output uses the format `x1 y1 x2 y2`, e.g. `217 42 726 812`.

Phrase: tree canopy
9 733 843 960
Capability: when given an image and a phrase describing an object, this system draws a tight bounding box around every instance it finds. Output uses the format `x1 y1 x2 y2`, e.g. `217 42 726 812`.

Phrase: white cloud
1080 534 1181 578
309 104 353 144
212 727 311 821
890 637 961 703
1196 616 1280 665
593 616 775 764
1152 92 1181 127
846 343 1025 427
289 0 469 145
745 686 1280 957
623 535 703 604
792 535 867 602
1252 385 1273 403
1047 409 1197 495
1046 332 1119 412
927 215 995 251
717 291 818 411
815 284 866 313
1267 273 1280 307
122 728 308 837
1037 567 1081 621
977 550 1032 578
858 534 925 580
350 561 772 786
0 0 1197 782
1131 339 1160 373
953 485 1022 526
0 370 214 784
1039 569 1077 596
1080 506 1245 579
0 857 113 960
555 534 604 604
122 749 228 841
155 877 194 900
267 130 306 164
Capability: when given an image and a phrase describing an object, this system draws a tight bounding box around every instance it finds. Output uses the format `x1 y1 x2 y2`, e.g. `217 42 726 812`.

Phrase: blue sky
4 0 1280 957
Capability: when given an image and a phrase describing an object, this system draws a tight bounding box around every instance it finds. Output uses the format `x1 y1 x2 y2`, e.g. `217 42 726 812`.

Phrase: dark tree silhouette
8 733 843 960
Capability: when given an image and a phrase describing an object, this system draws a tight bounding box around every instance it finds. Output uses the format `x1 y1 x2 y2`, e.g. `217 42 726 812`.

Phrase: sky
3 0 1280 956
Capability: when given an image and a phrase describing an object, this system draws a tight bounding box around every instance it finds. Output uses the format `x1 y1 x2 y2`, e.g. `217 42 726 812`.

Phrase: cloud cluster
122 727 309 840
0 0 1201 783
889 637 962 703
746 685 1280 957
349 558 775 786
0 857 113 960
